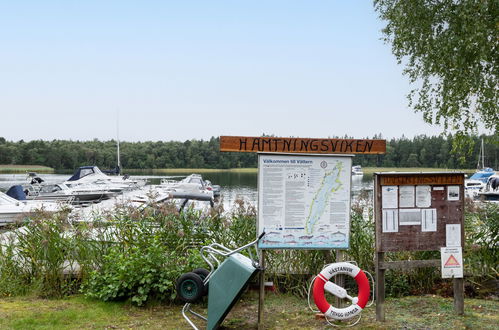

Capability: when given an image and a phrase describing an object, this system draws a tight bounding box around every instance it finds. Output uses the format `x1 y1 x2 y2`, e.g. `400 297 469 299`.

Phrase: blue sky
0 1 444 142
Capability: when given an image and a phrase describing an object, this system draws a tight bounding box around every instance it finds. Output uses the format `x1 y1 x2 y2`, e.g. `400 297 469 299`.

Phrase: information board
257 153 352 249
374 172 465 252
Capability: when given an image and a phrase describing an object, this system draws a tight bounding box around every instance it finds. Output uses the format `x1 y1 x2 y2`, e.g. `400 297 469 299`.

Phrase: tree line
0 135 497 171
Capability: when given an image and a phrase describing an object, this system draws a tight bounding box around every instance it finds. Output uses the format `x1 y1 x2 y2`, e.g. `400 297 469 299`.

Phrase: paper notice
421 209 437 232
399 209 421 226
399 185 415 208
447 186 460 201
382 209 399 233
416 185 431 207
446 224 461 247
382 186 398 209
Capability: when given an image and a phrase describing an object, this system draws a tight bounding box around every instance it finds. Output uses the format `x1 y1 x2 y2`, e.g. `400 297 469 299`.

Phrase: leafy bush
465 203 499 276
80 202 256 305
82 238 200 305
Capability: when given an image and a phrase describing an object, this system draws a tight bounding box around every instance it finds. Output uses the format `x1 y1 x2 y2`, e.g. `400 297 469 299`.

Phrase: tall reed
0 198 496 302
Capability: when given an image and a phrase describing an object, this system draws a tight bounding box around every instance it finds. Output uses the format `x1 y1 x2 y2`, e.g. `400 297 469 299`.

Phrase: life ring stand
313 262 370 321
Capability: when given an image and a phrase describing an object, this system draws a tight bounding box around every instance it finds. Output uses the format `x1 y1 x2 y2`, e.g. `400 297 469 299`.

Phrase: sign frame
375 172 465 252
257 152 353 250
373 172 465 321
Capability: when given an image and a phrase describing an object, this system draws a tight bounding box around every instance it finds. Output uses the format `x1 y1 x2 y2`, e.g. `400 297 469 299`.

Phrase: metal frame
181 233 264 330
256 152 354 250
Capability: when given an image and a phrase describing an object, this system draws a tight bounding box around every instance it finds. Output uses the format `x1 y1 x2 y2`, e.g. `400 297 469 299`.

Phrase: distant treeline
0 135 497 171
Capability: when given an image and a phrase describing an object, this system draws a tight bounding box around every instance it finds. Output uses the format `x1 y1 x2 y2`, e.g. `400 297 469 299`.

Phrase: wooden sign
379 173 464 186
374 172 465 322
220 136 386 154
374 172 465 252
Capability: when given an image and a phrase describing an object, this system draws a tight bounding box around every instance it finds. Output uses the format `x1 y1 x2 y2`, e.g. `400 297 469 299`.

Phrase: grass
0 165 55 174
0 292 497 329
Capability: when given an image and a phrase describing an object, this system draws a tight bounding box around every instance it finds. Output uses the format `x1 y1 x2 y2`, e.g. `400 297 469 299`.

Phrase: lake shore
0 165 54 174
127 167 473 175
0 165 473 175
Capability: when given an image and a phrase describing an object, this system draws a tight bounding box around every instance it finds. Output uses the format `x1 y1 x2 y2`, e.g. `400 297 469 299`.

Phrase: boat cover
6 185 27 200
469 168 495 182
67 166 98 181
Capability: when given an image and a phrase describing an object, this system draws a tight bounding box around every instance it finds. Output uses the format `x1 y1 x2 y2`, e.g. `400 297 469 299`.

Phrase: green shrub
465 202 498 276
82 240 200 305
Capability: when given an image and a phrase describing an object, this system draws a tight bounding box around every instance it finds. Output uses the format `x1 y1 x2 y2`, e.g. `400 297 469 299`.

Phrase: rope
307 262 375 327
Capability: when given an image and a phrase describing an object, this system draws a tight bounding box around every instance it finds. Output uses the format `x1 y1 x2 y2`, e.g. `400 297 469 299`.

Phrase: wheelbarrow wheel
192 268 210 296
176 272 204 303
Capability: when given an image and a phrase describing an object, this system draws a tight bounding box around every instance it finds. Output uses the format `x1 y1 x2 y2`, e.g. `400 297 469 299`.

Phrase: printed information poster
447 186 460 201
382 186 398 209
421 209 437 232
446 224 462 247
399 185 415 208
382 209 398 233
416 185 432 207
258 154 352 249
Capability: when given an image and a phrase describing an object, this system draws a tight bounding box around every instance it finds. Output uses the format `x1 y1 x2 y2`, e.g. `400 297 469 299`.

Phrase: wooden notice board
374 172 465 252
220 136 386 154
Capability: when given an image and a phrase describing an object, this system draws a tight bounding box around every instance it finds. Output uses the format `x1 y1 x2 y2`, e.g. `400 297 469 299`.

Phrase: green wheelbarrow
176 232 265 330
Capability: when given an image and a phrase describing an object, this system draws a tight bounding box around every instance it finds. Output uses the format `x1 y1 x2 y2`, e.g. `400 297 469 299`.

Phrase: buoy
312 262 370 320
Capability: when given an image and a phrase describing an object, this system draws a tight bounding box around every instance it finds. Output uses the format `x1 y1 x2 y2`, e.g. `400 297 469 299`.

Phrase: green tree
374 0 498 137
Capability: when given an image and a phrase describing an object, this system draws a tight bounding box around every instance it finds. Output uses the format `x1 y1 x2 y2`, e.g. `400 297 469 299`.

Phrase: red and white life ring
313 262 370 320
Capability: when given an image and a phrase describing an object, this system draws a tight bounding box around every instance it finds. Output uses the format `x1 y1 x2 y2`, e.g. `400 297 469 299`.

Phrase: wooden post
453 278 464 315
258 250 266 329
375 252 385 322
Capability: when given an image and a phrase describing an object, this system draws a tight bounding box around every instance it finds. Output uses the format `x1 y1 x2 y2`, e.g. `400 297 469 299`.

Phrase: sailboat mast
117 111 121 174
477 138 485 170
481 138 485 168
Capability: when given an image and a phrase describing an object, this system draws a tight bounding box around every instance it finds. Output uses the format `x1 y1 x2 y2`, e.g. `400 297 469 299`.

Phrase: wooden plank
219 136 386 154
379 173 464 186
379 259 440 270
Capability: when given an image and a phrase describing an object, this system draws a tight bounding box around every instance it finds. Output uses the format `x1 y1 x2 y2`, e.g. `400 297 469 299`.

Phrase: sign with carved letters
219 136 386 154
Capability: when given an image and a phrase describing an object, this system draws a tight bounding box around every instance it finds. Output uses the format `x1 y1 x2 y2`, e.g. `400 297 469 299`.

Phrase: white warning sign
441 247 463 278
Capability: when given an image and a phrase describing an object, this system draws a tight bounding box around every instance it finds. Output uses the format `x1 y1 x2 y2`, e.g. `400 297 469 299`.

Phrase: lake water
0 172 374 208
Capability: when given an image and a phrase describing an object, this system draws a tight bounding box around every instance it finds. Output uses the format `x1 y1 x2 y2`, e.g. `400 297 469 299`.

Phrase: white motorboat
70 184 214 223
0 191 65 226
465 168 496 198
23 183 116 204
477 179 499 202
64 166 145 191
352 165 363 176
465 139 495 198
160 174 219 198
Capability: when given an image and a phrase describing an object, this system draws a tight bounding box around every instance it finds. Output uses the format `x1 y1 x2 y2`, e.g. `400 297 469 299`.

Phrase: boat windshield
469 171 495 181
